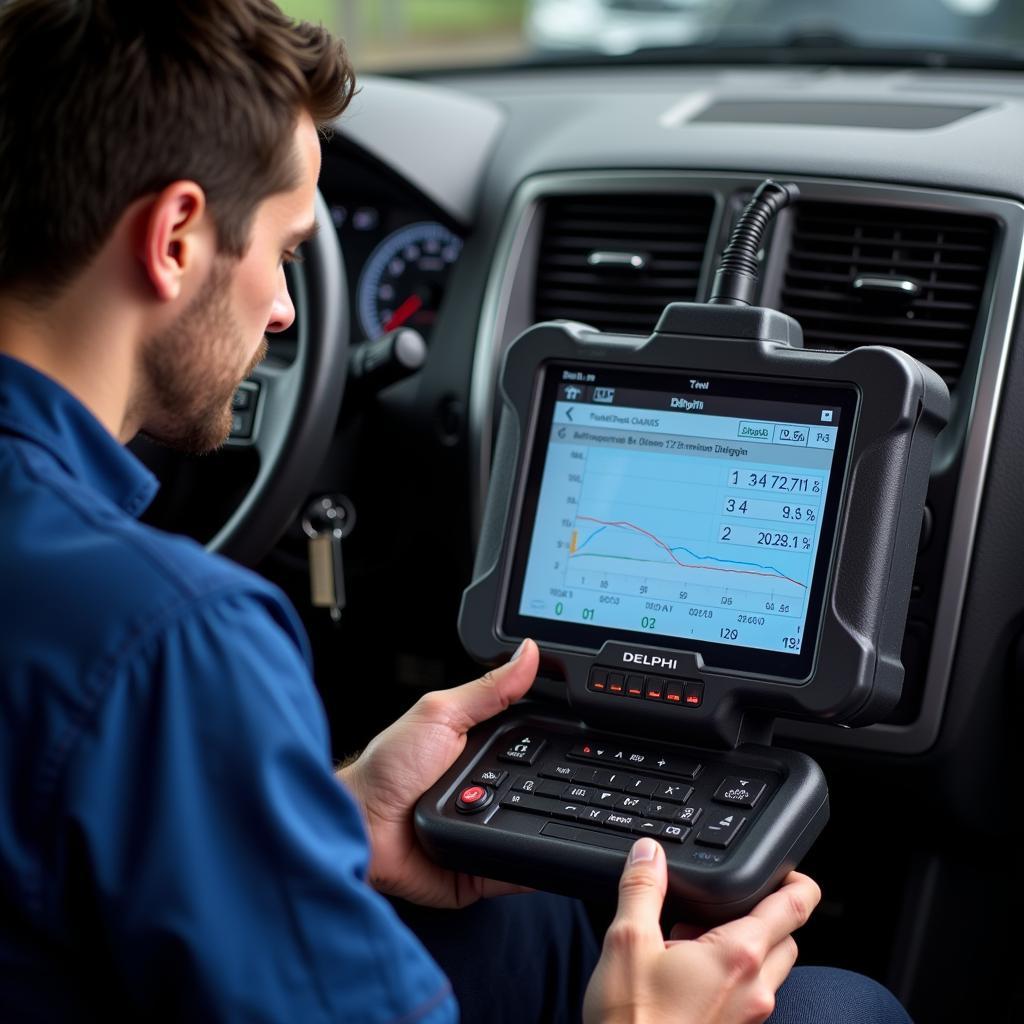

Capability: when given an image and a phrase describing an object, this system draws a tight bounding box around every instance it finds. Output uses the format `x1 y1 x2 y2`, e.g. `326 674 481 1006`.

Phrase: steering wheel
209 189 349 565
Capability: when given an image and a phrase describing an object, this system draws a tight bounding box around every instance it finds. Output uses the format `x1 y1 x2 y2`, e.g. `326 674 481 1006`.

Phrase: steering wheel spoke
207 189 350 563
225 359 293 455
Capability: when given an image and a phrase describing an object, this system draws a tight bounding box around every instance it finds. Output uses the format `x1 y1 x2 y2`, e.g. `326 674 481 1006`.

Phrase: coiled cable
709 180 800 306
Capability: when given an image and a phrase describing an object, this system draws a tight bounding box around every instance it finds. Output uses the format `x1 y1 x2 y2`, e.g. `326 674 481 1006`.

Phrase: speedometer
356 221 463 341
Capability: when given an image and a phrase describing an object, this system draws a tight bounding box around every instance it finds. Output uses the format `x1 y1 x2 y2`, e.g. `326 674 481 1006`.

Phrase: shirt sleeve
55 587 457 1024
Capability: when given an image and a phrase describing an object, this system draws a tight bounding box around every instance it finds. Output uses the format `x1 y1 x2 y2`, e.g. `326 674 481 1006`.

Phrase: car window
279 0 529 70
278 0 1024 71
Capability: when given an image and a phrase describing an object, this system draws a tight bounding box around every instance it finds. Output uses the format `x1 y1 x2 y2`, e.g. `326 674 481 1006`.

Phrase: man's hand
584 838 820 1024
338 639 539 908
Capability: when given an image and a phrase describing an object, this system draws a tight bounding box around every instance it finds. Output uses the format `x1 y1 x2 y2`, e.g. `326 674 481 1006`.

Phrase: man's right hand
583 838 821 1024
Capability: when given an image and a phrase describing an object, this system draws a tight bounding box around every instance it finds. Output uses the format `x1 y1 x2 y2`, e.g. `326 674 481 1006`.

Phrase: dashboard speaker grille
779 201 996 389
534 193 715 334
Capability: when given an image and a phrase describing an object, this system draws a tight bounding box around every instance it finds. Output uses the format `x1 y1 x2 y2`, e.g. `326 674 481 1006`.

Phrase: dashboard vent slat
534 194 716 334
779 201 996 388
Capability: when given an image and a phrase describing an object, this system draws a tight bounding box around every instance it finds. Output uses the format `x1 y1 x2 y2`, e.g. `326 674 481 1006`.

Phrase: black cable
709 179 800 306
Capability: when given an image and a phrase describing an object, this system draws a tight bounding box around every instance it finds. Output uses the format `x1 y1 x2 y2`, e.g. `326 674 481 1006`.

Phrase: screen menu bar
557 376 842 429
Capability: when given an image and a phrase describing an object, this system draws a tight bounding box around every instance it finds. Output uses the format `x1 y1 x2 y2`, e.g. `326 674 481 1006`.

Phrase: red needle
383 294 423 332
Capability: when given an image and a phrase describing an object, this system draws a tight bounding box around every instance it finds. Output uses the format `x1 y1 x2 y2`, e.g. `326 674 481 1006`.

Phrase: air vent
534 193 715 334
779 201 996 388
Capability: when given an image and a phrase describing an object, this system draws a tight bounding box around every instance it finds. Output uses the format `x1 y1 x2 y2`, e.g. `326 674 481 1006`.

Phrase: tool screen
502 363 857 680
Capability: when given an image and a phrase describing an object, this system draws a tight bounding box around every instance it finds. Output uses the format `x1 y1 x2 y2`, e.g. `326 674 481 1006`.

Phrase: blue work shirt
0 354 457 1023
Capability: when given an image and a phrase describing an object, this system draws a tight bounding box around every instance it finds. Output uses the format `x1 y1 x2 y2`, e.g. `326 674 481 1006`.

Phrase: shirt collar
0 354 158 518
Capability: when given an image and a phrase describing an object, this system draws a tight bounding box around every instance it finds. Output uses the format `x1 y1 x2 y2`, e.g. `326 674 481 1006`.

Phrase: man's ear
138 182 211 302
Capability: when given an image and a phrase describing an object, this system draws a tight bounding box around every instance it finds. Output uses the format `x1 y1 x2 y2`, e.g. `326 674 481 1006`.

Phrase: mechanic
0 2 913 1022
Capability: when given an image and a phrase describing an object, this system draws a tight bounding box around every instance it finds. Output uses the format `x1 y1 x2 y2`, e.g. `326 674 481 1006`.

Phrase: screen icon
820 409 834 423
593 387 616 404
563 385 582 401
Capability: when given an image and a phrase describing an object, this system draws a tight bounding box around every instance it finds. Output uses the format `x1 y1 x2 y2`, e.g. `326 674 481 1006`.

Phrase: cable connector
709 180 800 307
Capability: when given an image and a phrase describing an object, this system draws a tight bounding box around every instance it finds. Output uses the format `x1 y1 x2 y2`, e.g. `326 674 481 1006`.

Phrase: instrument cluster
321 146 464 348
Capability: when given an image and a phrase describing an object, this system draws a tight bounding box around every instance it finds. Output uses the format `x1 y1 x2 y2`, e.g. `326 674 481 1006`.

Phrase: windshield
278 0 1024 71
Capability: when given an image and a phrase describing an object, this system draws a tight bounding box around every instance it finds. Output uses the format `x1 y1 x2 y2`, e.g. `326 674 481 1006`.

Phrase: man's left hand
338 639 539 908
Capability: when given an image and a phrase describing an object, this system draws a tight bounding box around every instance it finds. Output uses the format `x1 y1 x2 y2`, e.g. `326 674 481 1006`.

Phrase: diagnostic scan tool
415 183 950 922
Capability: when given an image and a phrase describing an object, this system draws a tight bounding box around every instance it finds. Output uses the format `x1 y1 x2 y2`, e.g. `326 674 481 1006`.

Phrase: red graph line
575 515 807 589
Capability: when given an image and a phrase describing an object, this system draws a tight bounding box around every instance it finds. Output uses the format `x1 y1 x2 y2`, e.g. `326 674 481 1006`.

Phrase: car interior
132 3 1023 1021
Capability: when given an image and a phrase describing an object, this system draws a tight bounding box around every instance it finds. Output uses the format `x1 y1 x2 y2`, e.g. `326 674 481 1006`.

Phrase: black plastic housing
415 302 948 922
415 707 828 924
460 304 949 742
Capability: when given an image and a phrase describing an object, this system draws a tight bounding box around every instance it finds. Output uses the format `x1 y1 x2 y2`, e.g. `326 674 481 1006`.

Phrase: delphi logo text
671 397 703 411
622 652 677 670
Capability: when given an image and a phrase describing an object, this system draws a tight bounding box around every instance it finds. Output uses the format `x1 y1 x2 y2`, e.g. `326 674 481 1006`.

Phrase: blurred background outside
280 0 529 70
278 1 1023 74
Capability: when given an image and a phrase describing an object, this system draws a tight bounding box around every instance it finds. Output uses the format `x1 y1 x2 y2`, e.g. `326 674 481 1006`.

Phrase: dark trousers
395 893 912 1024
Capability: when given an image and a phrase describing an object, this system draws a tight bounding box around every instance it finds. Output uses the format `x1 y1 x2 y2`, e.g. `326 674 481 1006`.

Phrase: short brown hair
0 0 355 300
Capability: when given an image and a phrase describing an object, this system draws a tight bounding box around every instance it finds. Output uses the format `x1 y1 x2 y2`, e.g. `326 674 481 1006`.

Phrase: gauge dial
357 221 463 341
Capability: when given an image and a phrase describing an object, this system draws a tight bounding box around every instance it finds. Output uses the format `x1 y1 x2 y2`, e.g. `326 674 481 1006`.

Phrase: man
0 2 912 1021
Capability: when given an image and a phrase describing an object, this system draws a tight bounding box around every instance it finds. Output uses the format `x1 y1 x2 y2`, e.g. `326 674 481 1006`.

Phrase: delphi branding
621 651 678 670
670 396 704 411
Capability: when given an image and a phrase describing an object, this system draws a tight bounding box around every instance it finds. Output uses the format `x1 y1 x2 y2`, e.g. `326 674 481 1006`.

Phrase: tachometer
356 221 462 341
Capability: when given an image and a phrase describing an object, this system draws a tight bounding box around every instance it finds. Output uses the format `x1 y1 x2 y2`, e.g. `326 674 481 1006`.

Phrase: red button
683 681 704 707
460 785 486 804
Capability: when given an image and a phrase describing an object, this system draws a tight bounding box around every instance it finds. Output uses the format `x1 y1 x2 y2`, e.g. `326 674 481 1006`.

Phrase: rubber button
497 734 546 765
456 784 492 814
713 776 766 808
662 824 690 842
696 812 746 848
539 821 633 852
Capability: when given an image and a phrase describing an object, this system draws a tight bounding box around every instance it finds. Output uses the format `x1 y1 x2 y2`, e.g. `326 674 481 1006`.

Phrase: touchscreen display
503 363 857 679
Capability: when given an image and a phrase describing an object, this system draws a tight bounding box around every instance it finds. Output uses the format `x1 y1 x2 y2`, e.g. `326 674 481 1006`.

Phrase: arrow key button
696 813 747 849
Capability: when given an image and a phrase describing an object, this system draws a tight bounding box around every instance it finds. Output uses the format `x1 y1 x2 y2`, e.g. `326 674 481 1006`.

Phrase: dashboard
319 147 464 346
280 64 1024 1024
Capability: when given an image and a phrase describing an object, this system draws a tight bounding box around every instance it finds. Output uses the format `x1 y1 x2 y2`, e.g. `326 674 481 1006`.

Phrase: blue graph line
574 525 606 552
668 543 792 578
577 524 793 580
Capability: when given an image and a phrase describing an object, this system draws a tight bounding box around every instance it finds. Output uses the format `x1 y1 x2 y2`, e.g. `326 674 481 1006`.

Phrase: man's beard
138 259 268 455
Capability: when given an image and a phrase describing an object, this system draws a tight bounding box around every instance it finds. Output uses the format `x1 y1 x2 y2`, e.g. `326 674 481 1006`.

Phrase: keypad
654 782 692 802
535 780 564 798
465 728 774 857
569 742 701 780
